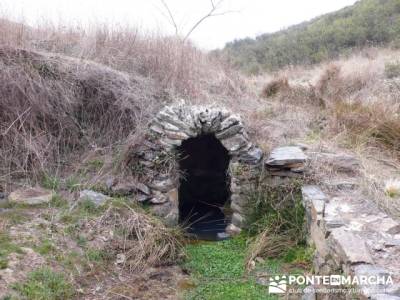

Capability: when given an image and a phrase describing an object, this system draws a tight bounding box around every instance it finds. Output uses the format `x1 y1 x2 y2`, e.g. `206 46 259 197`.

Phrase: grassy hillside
220 0 400 73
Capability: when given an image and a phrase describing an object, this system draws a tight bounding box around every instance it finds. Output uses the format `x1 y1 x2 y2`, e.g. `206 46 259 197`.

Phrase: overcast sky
1 0 358 49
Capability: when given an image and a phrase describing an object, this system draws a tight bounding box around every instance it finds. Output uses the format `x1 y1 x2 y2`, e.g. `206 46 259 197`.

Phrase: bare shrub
385 61 400 79
260 76 289 98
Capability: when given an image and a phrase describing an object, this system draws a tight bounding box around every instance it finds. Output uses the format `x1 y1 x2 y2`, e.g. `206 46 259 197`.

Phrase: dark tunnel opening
177 134 231 240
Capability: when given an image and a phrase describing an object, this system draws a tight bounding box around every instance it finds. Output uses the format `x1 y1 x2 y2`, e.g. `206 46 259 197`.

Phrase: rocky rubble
302 185 400 299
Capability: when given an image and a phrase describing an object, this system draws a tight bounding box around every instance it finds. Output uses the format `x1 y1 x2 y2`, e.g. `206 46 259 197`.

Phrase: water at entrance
177 134 231 241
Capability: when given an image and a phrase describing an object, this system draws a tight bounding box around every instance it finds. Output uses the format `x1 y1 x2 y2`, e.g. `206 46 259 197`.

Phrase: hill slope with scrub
219 0 400 73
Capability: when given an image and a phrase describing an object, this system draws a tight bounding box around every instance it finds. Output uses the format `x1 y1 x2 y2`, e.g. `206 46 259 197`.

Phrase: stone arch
146 103 263 237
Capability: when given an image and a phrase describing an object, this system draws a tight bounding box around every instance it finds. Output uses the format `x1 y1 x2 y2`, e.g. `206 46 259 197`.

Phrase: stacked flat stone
265 146 308 177
150 103 262 163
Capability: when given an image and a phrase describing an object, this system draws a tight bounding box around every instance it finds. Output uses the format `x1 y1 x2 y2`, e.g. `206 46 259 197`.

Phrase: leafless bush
261 76 289 98
315 63 343 102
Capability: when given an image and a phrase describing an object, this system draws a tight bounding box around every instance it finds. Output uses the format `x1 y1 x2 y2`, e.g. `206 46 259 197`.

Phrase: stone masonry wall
127 102 263 234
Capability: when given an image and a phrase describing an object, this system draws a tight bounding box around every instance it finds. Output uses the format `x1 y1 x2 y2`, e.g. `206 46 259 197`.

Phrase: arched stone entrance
177 134 231 239
142 103 263 237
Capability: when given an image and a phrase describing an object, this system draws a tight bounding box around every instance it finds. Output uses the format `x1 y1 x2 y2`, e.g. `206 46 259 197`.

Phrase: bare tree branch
183 0 227 41
159 0 179 35
158 0 237 43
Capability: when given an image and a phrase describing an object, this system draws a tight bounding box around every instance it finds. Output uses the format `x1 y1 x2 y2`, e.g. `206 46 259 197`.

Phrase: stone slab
79 190 110 207
329 228 374 265
8 187 53 205
266 146 307 166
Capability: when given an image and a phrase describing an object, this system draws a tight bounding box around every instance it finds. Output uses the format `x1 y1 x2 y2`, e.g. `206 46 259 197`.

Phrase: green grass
35 239 56 256
41 174 61 190
55 251 81 270
181 179 312 299
0 209 30 225
13 267 74 300
65 176 83 192
183 236 277 300
86 158 104 171
0 232 23 269
85 248 108 262
246 180 307 259
78 198 103 215
283 246 314 265
76 235 87 248
54 248 110 276
59 198 106 225
49 194 68 208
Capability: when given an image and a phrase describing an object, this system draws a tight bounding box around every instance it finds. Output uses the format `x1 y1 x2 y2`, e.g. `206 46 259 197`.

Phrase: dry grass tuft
330 100 400 156
245 229 297 271
371 118 400 154
95 203 184 271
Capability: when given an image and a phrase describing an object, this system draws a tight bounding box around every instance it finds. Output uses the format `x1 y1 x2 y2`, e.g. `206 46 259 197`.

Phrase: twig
2 107 31 135
159 0 179 35
158 0 237 42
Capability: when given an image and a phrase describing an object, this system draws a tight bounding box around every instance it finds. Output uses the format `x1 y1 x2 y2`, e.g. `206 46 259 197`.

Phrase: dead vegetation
255 48 400 216
0 20 249 187
0 47 160 182
92 202 184 271
260 76 289 98
259 49 400 159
